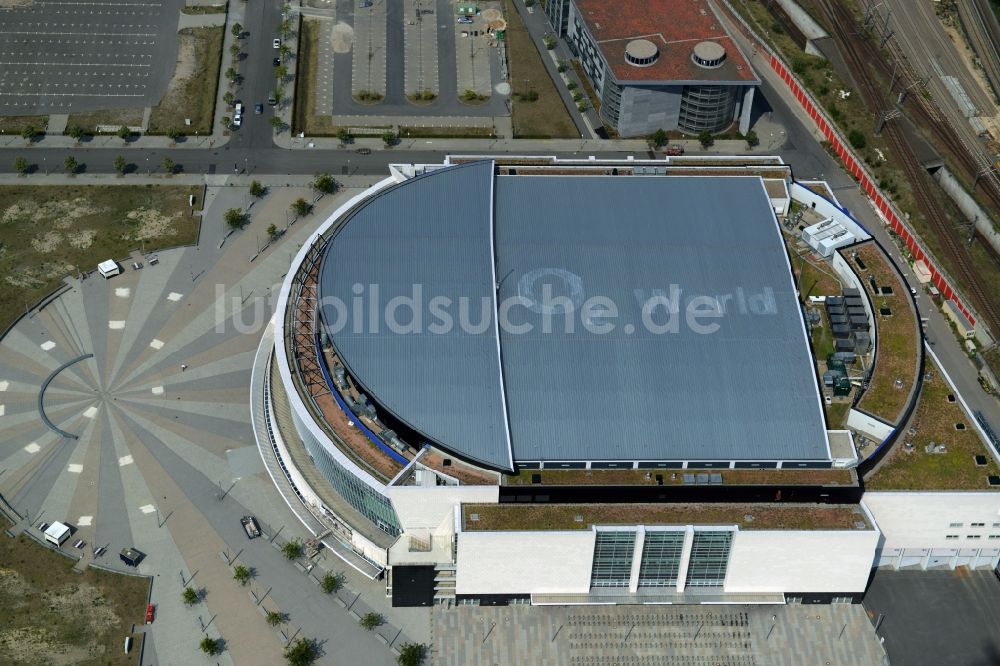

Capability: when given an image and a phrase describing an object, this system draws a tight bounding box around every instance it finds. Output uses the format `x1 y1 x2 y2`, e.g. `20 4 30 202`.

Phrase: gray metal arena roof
319 163 830 471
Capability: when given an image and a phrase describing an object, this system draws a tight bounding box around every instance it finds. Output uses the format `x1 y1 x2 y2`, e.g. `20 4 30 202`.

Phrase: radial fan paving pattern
0 242 270 563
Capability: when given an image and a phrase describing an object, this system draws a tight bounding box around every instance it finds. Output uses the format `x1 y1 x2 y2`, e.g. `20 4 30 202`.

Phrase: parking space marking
0 61 151 67
0 92 145 97
0 31 158 37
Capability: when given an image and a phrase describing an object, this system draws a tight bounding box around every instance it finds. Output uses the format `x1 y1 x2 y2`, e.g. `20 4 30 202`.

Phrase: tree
200 637 223 656
230 43 241 58
279 43 292 59
336 128 351 144
281 538 304 559
312 173 336 196
63 155 77 173
269 115 285 131
744 129 759 149
284 638 319 666
13 156 28 175
113 155 127 174
397 643 427 666
162 156 174 174
275 64 288 80
68 125 85 141
224 207 247 229
249 180 266 198
224 90 235 106
21 125 36 142
117 125 131 142
231 21 242 38
650 128 668 148
221 115 232 129
166 127 183 141
182 586 199 606
697 130 714 149
266 223 279 240
359 612 382 631
848 129 867 150
381 130 397 147
274 86 285 106
265 610 286 626
225 66 238 83
233 564 252 585
290 199 312 219
320 571 344 594
280 18 292 37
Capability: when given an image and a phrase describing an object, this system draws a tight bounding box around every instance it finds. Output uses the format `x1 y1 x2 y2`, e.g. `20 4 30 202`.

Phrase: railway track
959 0 1000 105
814 0 1000 334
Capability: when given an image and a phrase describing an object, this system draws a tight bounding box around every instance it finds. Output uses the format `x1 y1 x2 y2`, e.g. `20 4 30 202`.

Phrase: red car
145 603 154 624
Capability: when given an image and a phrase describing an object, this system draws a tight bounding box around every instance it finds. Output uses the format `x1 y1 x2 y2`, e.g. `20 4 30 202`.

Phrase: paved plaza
432 603 887 666
0 0 183 114
0 179 426 665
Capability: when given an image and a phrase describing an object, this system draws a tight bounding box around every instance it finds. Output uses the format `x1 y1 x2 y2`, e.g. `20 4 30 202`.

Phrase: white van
97 259 121 279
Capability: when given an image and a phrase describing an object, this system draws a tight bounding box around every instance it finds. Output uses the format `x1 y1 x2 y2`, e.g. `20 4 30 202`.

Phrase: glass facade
600 79 623 128
678 85 738 133
685 531 733 587
290 406 402 537
591 531 636 588
638 530 685 587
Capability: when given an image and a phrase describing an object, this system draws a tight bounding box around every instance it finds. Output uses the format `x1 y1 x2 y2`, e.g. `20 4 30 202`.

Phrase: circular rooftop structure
692 40 727 68
624 39 659 67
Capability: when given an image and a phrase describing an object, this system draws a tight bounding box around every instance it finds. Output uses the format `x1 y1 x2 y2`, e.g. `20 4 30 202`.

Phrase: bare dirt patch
0 519 149 666
147 26 223 134
0 185 200 330
331 21 354 53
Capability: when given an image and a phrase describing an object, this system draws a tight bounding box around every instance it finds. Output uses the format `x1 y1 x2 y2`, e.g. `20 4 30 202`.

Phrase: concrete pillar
675 526 695 593
920 550 931 571
628 526 645 593
893 551 902 571
738 86 755 136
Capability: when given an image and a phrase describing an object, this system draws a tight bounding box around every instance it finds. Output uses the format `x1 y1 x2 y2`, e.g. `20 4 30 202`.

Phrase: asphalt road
229 0 283 149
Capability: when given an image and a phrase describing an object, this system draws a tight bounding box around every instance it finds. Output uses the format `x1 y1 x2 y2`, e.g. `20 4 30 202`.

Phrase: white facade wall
790 182 871 241
456 531 596 596
725 530 879 594
863 492 1000 551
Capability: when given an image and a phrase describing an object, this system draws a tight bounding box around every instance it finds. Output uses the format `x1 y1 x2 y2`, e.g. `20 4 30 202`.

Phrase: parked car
268 92 277 106
234 101 244 115
232 113 242 128
273 38 281 49
664 145 684 156
241 515 261 539
355 147 371 155
457 16 473 24
254 103 263 115
273 57 281 67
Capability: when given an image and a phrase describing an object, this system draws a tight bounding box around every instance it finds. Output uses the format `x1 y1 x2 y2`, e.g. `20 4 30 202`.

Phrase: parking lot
0 0 182 114
864 568 1000 666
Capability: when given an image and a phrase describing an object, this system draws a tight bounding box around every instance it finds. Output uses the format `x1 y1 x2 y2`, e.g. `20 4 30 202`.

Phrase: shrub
182 586 199 606
224 207 248 229
360 612 383 631
13 156 28 174
698 130 714 149
233 564 252 585
200 637 223 656
284 638 320 666
848 129 867 149
397 642 427 666
320 571 344 594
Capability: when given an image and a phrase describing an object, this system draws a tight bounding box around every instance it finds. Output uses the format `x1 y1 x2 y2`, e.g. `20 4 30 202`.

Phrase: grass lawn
501 0 577 138
826 399 851 429
181 2 227 13
66 108 145 134
866 357 1000 490
293 19 338 136
399 126 495 138
853 242 920 423
463 503 868 531
0 116 49 135
0 518 149 665
148 27 224 135
0 185 201 332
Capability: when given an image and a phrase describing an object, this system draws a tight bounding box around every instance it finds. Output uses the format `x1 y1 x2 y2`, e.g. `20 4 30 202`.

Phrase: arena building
546 0 760 137
255 157 1000 608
